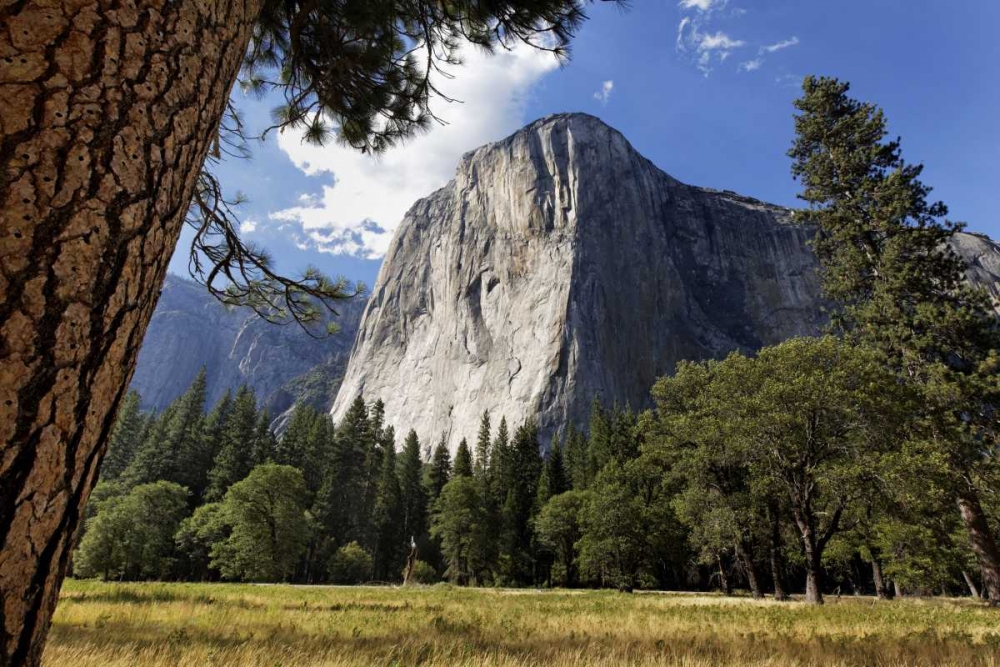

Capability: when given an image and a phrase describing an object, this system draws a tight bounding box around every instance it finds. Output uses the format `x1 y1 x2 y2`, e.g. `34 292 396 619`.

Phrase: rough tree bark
0 0 260 664
957 485 1000 605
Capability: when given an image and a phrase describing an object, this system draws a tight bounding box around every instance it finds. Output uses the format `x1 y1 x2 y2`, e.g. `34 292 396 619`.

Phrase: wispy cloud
676 1 800 77
761 36 800 53
697 31 746 51
676 1 747 76
678 0 726 11
239 218 258 235
593 80 614 104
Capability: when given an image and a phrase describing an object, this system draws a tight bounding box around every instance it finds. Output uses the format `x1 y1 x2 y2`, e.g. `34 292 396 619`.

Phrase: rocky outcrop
954 232 1000 309
330 113 999 451
130 274 366 419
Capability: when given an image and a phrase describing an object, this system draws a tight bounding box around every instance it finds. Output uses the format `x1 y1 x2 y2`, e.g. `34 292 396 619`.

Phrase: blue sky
170 0 1000 290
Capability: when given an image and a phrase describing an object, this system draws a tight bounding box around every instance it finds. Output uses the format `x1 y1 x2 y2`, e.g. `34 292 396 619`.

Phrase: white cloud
761 36 800 53
697 31 745 51
676 1 799 77
678 0 726 12
593 80 614 104
239 218 258 234
271 43 559 259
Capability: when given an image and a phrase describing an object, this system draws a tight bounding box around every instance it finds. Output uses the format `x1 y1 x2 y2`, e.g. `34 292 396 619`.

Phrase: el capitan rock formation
331 113 1000 450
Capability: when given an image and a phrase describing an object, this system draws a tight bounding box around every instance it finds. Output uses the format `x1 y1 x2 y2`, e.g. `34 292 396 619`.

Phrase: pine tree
200 390 234 493
536 463 553 510
454 439 473 478
123 369 208 493
587 398 613 482
609 404 640 463
250 410 276 467
314 395 370 548
303 413 335 494
546 440 569 498
475 411 492 482
359 399 387 550
206 385 258 501
101 391 149 481
563 423 589 490
372 436 404 580
274 403 319 471
502 420 544 585
426 436 453 502
399 430 428 548
790 76 1000 603
490 417 512 509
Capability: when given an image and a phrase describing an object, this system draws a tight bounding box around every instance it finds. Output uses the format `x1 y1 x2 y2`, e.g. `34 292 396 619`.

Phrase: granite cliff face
331 113 1000 450
130 274 366 420
330 114 825 448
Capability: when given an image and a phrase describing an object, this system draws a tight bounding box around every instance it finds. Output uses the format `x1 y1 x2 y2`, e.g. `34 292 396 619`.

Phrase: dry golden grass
45 580 1000 666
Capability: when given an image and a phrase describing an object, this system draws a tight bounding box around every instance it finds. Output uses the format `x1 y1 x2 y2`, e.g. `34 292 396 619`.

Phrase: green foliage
329 542 373 584
426 436 453 501
74 481 190 581
454 438 473 478
101 391 149 481
399 429 428 547
246 0 589 153
211 464 312 582
577 452 680 591
563 422 589 490
474 411 492 482
500 420 543 584
372 436 404 580
535 490 589 587
431 476 488 585
790 75 1000 601
123 370 210 495
206 385 261 501
174 502 228 582
405 559 439 585
314 395 371 547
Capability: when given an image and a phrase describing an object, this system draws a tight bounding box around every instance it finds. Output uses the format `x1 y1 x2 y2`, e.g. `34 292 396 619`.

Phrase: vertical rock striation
331 113 999 451
330 113 827 448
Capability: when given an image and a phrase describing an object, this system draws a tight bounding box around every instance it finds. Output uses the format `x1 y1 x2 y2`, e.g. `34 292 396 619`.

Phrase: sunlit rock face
329 113 827 449
331 113 1000 451
954 232 1000 312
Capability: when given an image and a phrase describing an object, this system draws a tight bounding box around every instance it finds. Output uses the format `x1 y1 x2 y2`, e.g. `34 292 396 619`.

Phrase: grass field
46 580 1000 666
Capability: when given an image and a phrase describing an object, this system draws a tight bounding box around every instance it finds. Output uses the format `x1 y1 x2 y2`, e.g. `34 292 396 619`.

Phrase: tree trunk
716 553 731 596
893 580 903 599
957 486 1000 605
736 541 763 599
799 533 824 604
961 570 981 600
0 1 260 664
871 557 893 600
768 511 790 601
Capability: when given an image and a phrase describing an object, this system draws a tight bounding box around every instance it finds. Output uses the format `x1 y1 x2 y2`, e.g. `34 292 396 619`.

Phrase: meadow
45 580 1000 666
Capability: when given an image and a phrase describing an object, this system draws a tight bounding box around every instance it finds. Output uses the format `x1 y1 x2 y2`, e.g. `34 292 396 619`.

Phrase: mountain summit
331 114 999 449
